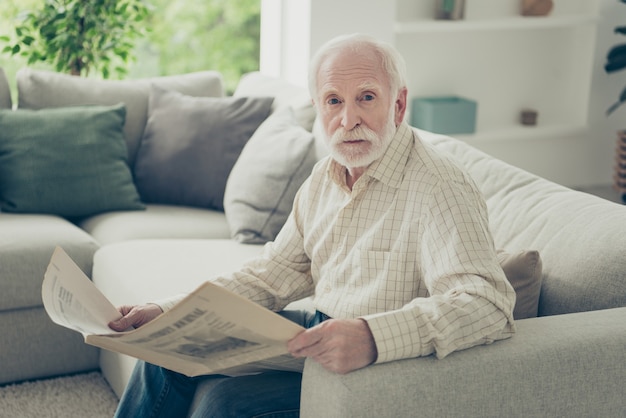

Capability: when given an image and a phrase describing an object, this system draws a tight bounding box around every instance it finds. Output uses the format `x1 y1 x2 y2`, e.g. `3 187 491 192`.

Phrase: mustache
331 126 379 143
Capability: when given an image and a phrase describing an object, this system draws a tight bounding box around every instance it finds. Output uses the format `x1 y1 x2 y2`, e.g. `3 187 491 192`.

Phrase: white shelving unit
394 0 599 143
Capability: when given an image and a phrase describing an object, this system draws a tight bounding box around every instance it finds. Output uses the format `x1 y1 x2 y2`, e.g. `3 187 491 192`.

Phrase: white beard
326 109 397 169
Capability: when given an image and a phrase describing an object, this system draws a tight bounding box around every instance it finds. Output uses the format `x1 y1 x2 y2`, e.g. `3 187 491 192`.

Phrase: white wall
588 0 626 187
260 0 312 87
260 0 395 87
261 0 623 189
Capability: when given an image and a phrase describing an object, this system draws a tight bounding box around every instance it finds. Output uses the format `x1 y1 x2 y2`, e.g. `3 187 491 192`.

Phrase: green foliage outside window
1 0 151 78
139 0 261 93
0 0 261 97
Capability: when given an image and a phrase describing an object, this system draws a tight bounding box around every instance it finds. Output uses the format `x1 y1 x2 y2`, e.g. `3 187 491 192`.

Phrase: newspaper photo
42 247 306 377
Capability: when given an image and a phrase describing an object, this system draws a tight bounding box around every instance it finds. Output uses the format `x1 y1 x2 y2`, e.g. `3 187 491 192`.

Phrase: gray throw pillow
133 85 273 210
224 107 316 243
497 249 543 319
0 104 145 218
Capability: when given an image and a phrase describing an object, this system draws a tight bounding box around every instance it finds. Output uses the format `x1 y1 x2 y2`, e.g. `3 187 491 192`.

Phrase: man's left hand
287 318 377 374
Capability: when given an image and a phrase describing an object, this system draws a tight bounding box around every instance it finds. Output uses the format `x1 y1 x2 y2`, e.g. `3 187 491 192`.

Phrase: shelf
454 124 590 143
391 0 599 179
394 14 596 34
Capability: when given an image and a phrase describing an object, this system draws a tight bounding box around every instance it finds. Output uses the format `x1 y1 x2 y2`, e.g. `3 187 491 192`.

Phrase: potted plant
604 0 626 203
0 0 151 78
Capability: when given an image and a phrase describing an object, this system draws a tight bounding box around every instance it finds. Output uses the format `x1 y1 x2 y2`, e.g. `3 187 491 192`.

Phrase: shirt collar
327 123 414 190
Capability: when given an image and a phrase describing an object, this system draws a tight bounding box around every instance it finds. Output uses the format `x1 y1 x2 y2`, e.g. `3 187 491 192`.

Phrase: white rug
0 371 118 417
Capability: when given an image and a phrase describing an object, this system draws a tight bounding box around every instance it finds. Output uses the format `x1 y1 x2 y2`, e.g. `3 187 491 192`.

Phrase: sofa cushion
133 85 273 210
497 250 543 319
0 68 11 109
419 128 626 316
0 213 102 384
78 204 232 246
92 239 266 396
224 107 316 243
93 239 264 306
0 213 99 312
16 68 224 167
0 104 144 218
234 72 316 132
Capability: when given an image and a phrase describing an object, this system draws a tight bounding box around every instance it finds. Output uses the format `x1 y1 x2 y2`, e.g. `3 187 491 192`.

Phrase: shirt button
324 284 331 293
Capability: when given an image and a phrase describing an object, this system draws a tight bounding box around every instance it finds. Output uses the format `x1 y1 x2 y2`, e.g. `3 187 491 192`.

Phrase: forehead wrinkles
317 50 389 94
319 66 387 96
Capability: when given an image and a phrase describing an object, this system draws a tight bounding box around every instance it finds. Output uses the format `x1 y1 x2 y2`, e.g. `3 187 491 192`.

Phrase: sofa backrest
233 72 316 131
0 68 11 109
16 68 224 167
420 128 626 317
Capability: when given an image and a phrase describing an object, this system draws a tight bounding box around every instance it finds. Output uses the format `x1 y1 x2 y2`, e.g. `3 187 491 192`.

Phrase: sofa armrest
300 307 626 418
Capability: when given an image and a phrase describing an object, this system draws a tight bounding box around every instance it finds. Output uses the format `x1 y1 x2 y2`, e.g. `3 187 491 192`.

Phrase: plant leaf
606 60 626 73
620 85 626 103
607 44 626 61
607 86 626 116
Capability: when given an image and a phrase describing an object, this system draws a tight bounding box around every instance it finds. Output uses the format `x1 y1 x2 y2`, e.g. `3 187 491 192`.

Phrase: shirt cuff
361 309 433 364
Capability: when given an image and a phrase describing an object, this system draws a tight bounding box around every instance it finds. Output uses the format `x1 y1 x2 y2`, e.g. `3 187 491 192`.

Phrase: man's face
315 49 406 169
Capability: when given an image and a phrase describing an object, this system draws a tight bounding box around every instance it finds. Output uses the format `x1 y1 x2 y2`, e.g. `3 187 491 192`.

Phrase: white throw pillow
224 107 316 243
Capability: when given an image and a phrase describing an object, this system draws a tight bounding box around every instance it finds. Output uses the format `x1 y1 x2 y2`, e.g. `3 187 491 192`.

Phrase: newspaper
42 247 306 377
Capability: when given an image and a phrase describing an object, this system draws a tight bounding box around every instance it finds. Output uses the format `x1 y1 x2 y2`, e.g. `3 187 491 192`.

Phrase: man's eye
327 97 341 105
363 94 375 101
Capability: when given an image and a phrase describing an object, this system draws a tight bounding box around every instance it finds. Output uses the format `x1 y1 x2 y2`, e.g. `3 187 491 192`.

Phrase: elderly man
111 33 516 417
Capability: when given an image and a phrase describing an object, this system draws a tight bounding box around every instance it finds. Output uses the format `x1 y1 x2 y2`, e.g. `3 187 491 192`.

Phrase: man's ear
394 87 408 125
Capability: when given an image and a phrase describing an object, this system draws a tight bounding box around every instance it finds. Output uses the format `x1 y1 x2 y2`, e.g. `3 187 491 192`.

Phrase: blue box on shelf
410 96 477 135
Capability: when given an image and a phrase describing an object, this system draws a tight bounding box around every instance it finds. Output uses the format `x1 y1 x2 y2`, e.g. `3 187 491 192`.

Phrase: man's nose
341 102 361 130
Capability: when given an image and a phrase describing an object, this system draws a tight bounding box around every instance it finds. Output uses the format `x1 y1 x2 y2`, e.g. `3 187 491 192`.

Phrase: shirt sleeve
362 177 516 362
208 183 316 311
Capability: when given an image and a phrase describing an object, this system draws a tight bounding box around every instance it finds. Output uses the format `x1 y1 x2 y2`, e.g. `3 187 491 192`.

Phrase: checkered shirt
163 123 516 362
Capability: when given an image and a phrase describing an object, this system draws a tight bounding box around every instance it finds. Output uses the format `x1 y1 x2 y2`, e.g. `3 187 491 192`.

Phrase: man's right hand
108 303 163 331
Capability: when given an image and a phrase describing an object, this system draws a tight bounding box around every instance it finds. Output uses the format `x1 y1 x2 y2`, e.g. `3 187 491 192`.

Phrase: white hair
308 33 407 100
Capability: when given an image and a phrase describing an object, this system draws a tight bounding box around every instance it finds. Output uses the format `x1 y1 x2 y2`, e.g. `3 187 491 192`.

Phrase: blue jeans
114 309 324 418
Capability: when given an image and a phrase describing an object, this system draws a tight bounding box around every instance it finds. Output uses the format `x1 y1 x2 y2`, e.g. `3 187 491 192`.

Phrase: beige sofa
1 67 625 417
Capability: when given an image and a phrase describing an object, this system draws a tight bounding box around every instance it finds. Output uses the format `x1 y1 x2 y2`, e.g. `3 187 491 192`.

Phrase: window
132 0 261 93
0 0 261 97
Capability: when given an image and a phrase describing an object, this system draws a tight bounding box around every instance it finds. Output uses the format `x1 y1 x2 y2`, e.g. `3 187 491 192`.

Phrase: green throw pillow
0 104 145 218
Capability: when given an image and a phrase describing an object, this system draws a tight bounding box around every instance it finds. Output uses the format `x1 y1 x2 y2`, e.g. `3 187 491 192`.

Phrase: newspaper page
42 247 306 377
